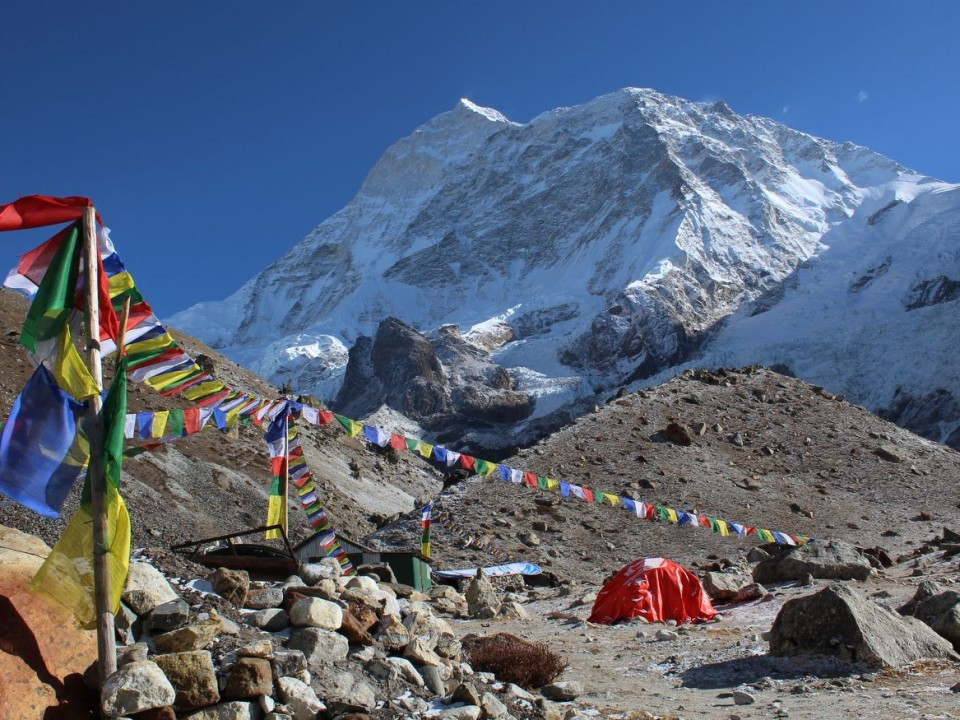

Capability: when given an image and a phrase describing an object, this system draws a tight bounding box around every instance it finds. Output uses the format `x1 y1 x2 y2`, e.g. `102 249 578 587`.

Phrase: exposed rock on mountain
333 318 533 440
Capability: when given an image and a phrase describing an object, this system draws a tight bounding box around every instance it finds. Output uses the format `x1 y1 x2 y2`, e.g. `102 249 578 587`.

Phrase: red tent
588 557 716 625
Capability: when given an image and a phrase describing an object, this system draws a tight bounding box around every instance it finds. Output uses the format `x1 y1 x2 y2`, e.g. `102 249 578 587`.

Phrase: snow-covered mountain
168 88 960 448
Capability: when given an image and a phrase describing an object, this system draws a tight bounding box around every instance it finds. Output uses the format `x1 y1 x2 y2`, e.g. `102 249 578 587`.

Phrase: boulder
210 568 250 607
498 601 531 620
404 637 443 666
340 609 375 644
311 666 377 712
368 656 425 687
769 583 960 668
541 680 583 701
480 692 508 719
154 619 221 653
245 587 284 610
287 627 349 665
118 642 149 667
277 676 325 720
903 590 960 648
300 558 342 584
248 608 289 632
271 649 307 680
420 664 446 695
465 572 501 619
702 572 751 602
439 705 481 720
223 657 273 700
123 561 179 615
147 598 191 633
753 539 872 584
101 660 176 716
376 615 410 651
153 650 220 711
899 580 946 616
289 597 343 630
237 639 274 659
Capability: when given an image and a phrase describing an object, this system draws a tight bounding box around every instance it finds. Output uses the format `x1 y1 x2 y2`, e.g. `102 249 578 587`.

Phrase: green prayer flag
21 224 81 354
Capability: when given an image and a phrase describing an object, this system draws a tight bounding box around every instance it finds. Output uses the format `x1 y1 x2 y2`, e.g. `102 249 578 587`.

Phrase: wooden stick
81 206 117 687
117 296 131 363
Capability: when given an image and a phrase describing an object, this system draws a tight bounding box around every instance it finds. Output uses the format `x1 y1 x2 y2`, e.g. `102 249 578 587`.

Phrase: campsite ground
454 567 960 719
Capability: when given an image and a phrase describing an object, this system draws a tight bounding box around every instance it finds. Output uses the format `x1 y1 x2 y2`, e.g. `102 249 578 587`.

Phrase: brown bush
464 633 568 689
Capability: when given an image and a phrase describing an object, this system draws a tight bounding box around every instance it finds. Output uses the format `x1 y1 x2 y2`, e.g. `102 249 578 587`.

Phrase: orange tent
588 557 716 625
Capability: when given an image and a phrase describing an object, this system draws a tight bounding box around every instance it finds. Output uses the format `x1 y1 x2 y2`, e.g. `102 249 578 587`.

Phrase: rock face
753 539 872 584
769 584 959 668
0 525 98 720
170 89 960 451
332 318 534 433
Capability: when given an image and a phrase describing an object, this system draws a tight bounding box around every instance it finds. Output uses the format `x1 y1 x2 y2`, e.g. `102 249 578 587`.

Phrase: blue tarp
432 562 541 579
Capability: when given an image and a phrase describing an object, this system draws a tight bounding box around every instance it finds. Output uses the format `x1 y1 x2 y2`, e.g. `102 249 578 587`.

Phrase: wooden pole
280 410 289 538
81 206 117 686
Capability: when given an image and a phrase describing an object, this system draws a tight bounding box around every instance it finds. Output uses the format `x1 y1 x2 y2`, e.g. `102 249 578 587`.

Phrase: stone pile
101 556 560 719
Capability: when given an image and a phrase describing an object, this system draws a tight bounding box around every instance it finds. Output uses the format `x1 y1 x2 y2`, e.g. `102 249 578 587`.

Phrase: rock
435 633 463 660
451 681 482 706
180 700 262 719
732 690 756 705
101 660 176 716
498 601 531 620
260 694 276 713
731 432 744 447
123 561 179 615
539 698 571 720
117 642 149 667
153 650 220 711
732 583 767 603
505 683 536 701
518 530 541 547
404 636 443 666
340 608 375 644
541 681 583 701
746 546 771 563
656 629 678 641
875 445 904 462
116 602 141 645
277 676 325 720
665 422 692 446
421 664 447 694
753 539 872 584
237 639 274 659
223 657 273 700
287 627 349 665
376 614 411 651
248 608 289 632
903 590 960 648
271 649 307 680
245 587 284 610
369 656 426 687
440 705 482 720
314 669 377 713
480 692 508 719
210 568 250 607
300 559 342 584
147 598 191 633
769 583 960 667
289 597 343 630
702 572 752 602
154 619 221 653
465 571 502 619
359 563 397 584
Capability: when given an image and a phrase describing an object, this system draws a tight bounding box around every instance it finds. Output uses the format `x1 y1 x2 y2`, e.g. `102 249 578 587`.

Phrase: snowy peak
168 88 960 450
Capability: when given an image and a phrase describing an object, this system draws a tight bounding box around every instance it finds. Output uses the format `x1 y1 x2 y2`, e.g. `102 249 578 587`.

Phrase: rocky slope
0 289 444 552
168 88 960 449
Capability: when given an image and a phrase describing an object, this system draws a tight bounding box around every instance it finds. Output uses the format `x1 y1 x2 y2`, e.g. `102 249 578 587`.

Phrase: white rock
122 562 179 615
346 575 379 594
101 661 176 716
277 676 325 720
289 597 343 630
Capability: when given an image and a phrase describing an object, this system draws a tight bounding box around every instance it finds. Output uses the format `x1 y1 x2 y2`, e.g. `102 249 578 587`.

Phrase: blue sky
1 2 956 318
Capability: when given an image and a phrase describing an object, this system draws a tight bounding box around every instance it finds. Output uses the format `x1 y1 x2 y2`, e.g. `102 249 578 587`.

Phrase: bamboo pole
81 206 117 686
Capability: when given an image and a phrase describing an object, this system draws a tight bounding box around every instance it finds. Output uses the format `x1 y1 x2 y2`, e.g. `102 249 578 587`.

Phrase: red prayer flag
389 433 406 451
523 471 538 488
183 408 201 435
318 410 334 425
582 487 595 503
459 454 475 471
0 195 95 231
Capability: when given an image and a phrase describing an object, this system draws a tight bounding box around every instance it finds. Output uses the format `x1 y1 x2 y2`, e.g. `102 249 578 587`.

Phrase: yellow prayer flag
546 478 559 492
151 410 169 438
418 442 433 459
666 507 679 524
603 493 620 506
44 326 100 400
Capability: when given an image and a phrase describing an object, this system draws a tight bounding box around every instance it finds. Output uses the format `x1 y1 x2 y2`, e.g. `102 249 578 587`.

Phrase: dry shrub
465 633 569 688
